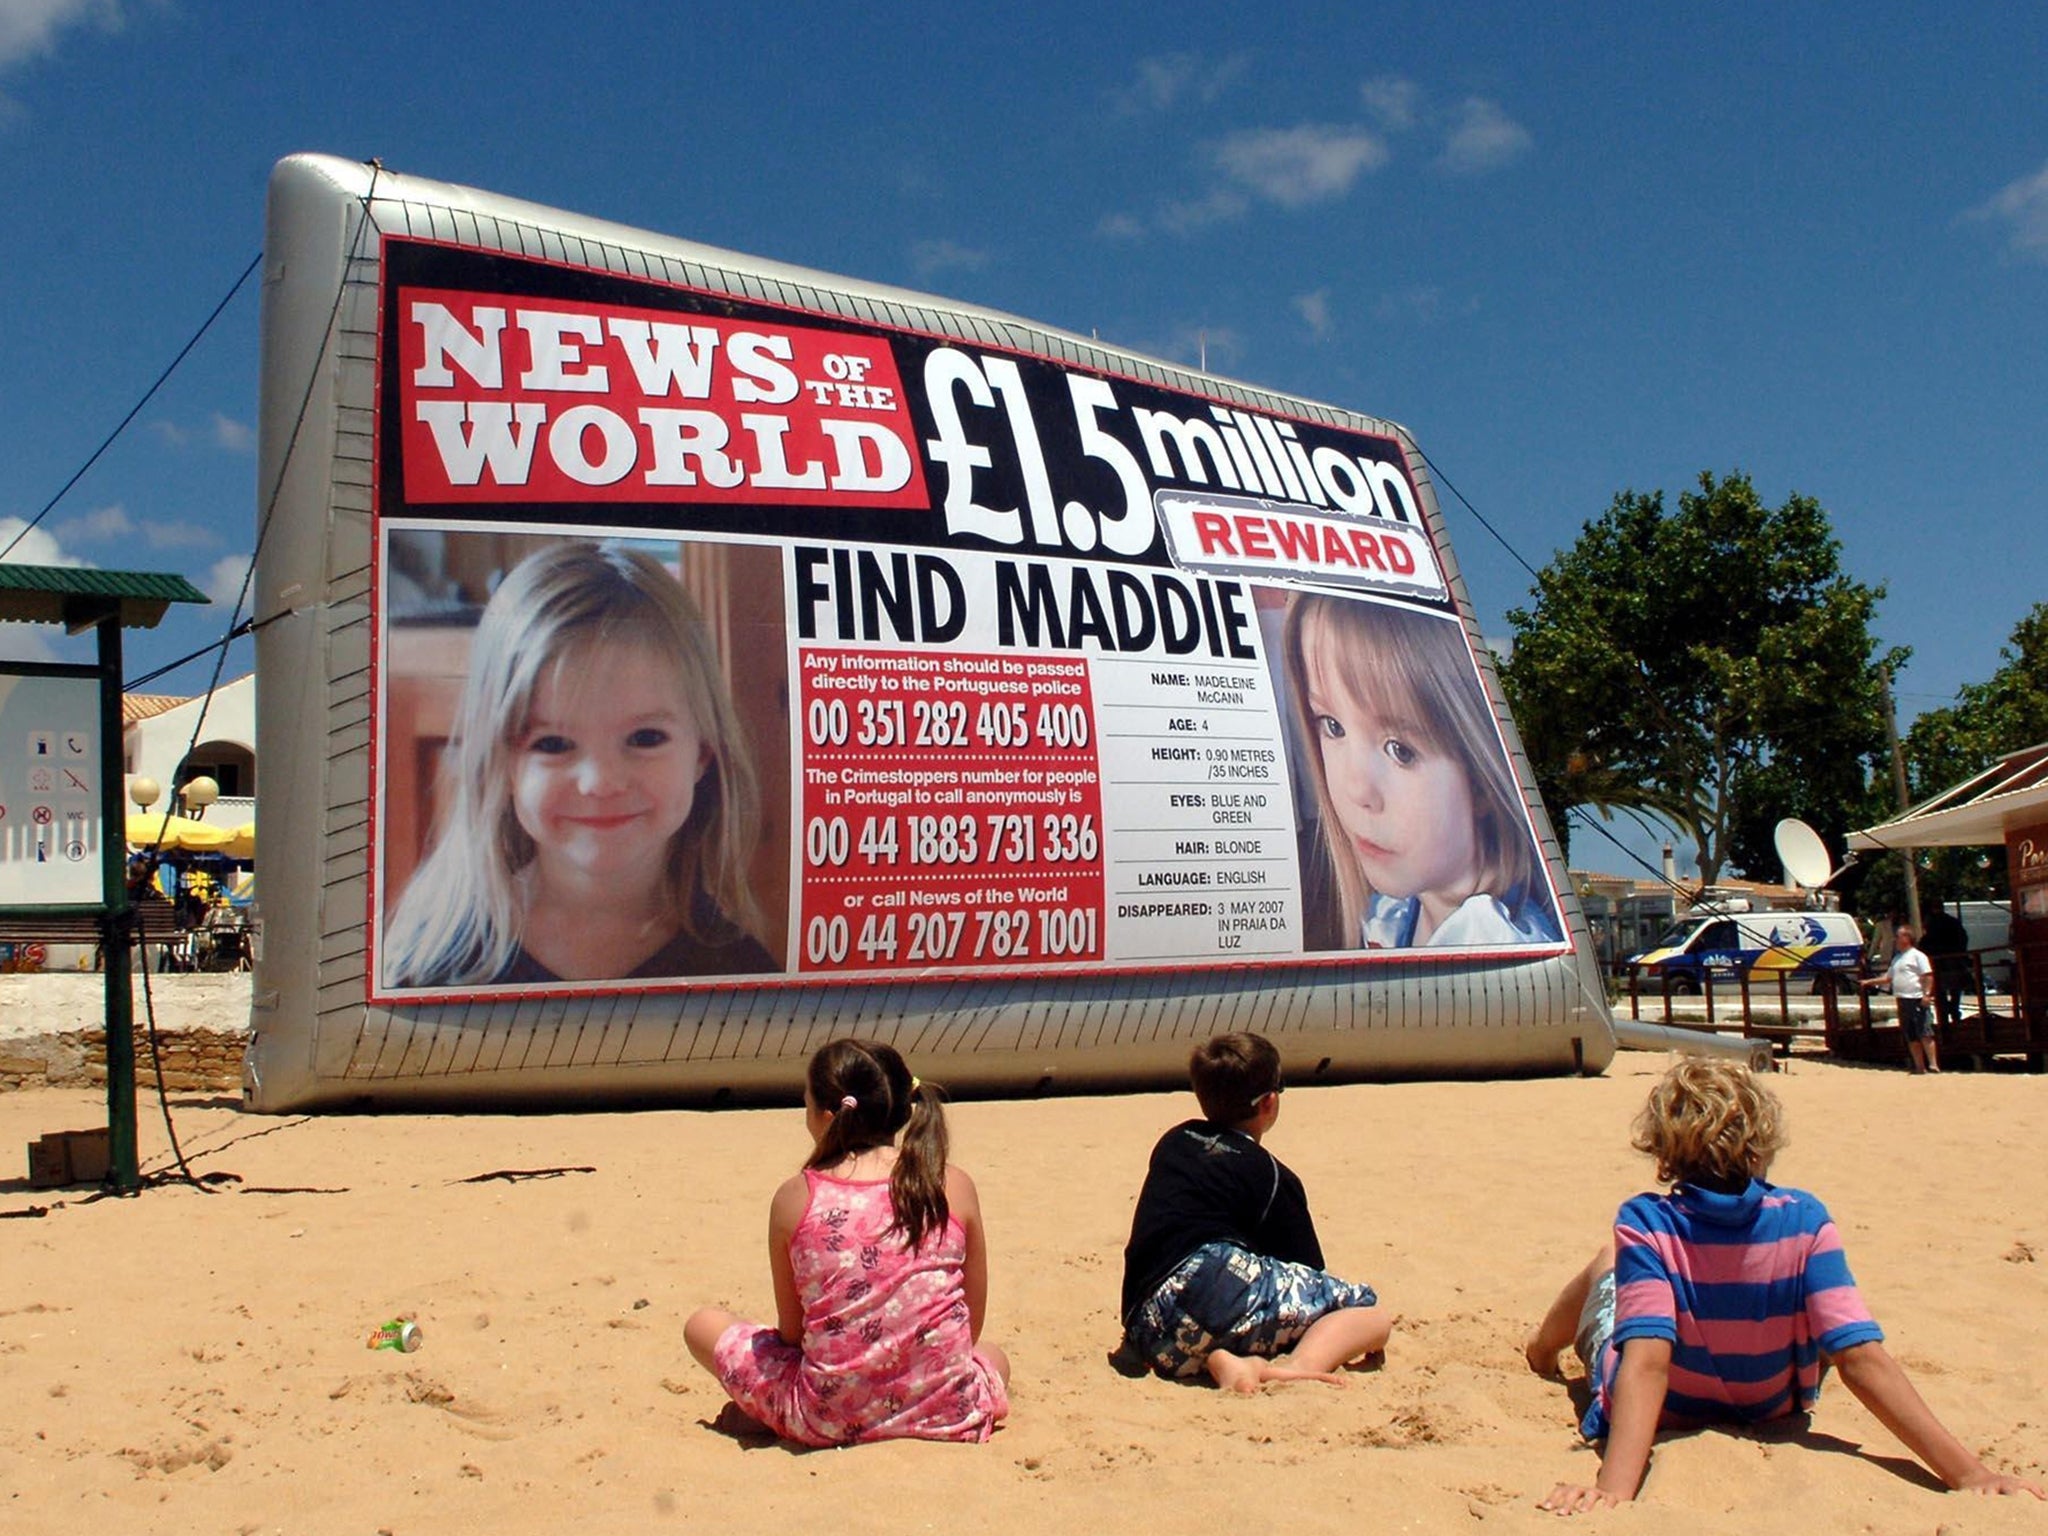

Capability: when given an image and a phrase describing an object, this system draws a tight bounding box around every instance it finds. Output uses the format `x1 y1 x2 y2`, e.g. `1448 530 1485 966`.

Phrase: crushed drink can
367 1318 422 1352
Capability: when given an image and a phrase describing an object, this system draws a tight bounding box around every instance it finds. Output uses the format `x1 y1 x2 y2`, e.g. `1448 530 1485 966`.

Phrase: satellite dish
1773 818 1836 890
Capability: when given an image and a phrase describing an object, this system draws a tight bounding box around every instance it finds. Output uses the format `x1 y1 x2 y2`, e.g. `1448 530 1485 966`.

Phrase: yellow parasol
125 812 236 852
220 821 257 860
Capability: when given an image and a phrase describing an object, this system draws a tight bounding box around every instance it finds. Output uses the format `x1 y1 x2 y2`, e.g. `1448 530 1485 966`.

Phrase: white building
123 672 255 825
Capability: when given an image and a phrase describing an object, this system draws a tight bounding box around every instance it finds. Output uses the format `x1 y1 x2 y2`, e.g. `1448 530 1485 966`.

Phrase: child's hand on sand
1537 1482 1622 1515
1523 1331 1563 1378
1955 1469 2045 1499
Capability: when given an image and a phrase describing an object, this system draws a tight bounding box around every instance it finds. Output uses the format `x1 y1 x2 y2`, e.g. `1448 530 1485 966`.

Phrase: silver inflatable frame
243 153 1619 1109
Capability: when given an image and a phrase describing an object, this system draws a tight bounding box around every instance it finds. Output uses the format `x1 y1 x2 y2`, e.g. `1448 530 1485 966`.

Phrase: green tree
1905 602 2048 792
1897 602 2048 902
1500 471 1897 890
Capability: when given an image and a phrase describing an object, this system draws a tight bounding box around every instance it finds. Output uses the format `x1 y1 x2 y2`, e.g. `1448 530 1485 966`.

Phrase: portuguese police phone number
806 695 1091 751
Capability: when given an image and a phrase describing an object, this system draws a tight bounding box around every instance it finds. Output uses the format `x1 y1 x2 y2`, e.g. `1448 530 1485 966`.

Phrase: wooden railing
1622 950 2042 1068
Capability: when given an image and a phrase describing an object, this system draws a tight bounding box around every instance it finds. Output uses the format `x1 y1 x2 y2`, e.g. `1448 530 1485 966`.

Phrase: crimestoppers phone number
805 811 1099 871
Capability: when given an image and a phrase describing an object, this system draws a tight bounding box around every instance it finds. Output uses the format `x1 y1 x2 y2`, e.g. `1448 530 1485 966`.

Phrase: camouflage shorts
1122 1241 1378 1380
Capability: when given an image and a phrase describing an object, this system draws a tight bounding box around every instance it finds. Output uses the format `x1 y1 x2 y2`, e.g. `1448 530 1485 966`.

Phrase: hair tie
910 1076 921 1092
839 1094 857 1111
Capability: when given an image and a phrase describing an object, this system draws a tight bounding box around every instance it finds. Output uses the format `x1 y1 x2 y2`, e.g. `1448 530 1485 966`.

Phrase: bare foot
1207 1349 1346 1392
1207 1350 1267 1394
1259 1364 1348 1387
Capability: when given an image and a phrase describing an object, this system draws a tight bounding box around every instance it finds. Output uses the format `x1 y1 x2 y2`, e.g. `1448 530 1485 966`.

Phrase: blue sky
2 2 2043 869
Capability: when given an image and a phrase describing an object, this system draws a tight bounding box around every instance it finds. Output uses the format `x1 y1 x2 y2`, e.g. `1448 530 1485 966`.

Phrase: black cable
124 164 387 1193
0 251 263 562
131 904 211 1191
1410 441 1543 584
123 617 261 692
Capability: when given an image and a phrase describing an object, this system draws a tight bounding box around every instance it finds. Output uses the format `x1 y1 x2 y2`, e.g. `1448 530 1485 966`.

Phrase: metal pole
1880 670 1922 933
97 615 138 1192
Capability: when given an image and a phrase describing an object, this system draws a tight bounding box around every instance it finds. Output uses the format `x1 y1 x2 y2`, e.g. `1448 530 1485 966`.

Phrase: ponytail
889 1069 950 1252
803 1038 950 1250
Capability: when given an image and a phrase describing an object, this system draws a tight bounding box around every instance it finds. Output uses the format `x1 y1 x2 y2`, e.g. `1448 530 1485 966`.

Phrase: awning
1847 742 2048 852
125 812 236 853
0 564 208 630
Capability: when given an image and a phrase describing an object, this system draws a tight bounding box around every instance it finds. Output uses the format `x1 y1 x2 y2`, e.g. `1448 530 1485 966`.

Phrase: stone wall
0 973 250 1094
0 1028 247 1094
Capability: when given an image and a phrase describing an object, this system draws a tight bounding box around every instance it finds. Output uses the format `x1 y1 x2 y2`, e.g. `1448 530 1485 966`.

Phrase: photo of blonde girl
380 539 778 988
1280 592 1562 951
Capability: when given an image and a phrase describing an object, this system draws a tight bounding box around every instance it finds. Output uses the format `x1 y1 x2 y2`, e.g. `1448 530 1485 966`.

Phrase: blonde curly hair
1631 1058 1786 1188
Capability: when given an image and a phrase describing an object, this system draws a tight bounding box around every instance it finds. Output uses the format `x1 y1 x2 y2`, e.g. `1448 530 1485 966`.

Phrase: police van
1630 909 1865 993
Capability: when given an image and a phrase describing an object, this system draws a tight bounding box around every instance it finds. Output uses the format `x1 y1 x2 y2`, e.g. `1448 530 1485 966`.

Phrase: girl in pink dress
684 1040 1011 1445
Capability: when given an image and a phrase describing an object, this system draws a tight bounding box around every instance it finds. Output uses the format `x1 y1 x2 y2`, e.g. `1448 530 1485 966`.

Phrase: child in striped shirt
1524 1057 2042 1514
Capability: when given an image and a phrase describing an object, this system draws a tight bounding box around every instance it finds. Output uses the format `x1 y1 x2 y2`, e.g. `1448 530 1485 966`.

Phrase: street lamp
178 775 219 821
129 776 162 811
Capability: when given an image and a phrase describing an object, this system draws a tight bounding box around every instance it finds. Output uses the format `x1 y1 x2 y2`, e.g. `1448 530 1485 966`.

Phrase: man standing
1861 924 1939 1074
1919 906 1970 1029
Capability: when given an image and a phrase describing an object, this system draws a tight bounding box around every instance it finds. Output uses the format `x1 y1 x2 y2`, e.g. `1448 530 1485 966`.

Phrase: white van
1949 901 2015 992
1630 910 1865 993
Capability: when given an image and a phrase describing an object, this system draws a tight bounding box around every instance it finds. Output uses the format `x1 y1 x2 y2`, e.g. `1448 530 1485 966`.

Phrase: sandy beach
2 1041 2043 1535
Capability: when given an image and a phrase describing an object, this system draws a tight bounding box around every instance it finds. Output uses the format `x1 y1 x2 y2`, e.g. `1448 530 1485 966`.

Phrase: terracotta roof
122 692 190 724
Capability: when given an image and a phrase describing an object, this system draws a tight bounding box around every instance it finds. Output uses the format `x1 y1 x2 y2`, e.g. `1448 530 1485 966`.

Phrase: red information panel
797 648 1105 974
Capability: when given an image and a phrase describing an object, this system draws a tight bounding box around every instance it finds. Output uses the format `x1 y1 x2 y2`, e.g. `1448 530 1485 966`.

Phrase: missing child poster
369 238 1566 1002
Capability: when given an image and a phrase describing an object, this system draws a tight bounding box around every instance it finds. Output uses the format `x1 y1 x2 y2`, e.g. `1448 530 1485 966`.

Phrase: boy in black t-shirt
1113 1033 1391 1391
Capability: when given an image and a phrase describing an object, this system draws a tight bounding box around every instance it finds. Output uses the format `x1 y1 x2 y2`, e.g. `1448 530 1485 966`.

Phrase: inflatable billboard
243 153 1616 1109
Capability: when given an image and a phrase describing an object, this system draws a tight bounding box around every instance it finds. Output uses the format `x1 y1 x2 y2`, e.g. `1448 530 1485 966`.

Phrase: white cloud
211 413 255 453
55 502 135 541
1113 52 1247 115
52 502 217 551
142 520 218 550
1361 75 1421 132
1111 79 1528 241
0 0 119 72
0 624 60 663
200 553 252 609
148 414 256 452
1214 124 1388 207
909 239 990 279
1968 160 2048 260
0 516 90 567
1439 97 1533 175
1157 187 1250 236
1293 288 1334 341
